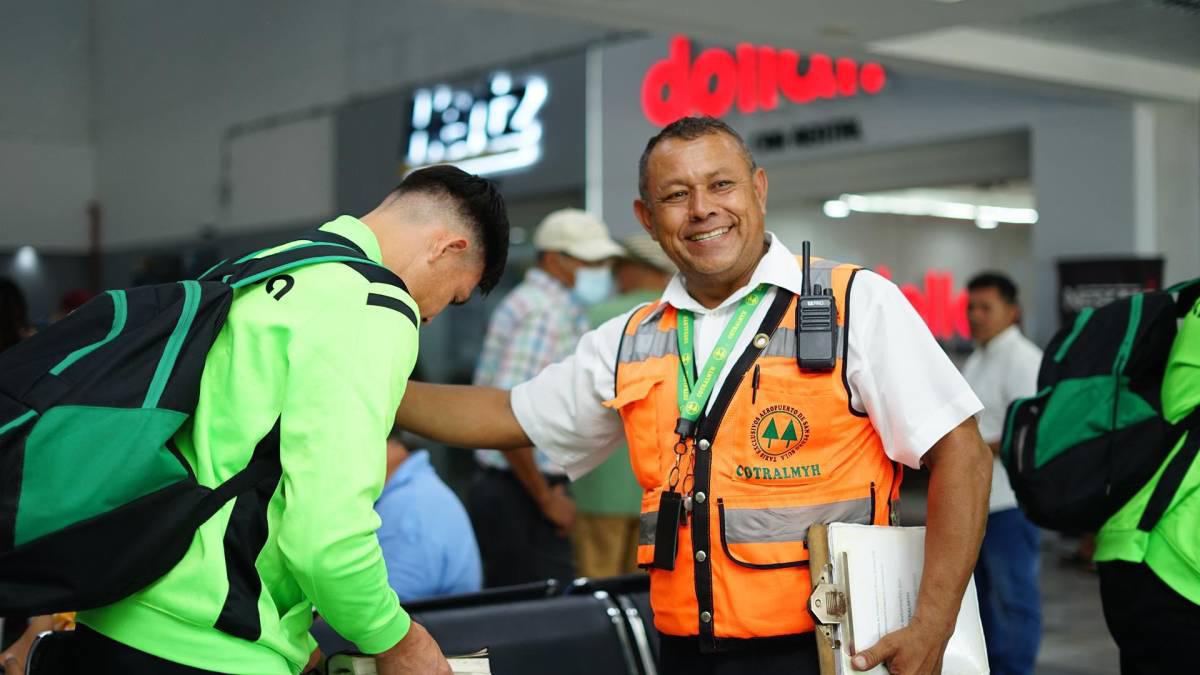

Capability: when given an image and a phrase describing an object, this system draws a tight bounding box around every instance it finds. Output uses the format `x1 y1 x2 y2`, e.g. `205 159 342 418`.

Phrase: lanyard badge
653 284 769 571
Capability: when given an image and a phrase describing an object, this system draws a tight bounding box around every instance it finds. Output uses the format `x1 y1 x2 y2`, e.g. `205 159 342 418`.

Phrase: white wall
1148 103 1200 286
767 204 1034 337
89 0 610 249
0 0 95 251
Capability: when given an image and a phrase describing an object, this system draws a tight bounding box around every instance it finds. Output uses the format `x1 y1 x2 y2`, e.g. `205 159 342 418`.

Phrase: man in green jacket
74 166 509 675
1095 292 1200 675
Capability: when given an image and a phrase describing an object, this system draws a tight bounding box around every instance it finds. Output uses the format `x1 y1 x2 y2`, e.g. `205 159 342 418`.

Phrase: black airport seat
406 579 560 613
310 579 561 655
564 573 650 597
313 585 642 675
624 590 658 670
411 591 640 675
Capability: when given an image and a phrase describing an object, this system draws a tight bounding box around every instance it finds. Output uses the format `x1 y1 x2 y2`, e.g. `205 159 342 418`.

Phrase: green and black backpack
0 230 407 615
1000 278 1200 532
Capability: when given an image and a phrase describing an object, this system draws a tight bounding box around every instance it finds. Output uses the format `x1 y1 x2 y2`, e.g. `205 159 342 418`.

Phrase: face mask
572 266 613 305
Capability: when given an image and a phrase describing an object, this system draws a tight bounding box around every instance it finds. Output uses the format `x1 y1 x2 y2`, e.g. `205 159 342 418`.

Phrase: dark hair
638 116 756 202
0 276 31 352
967 272 1019 305
394 165 510 295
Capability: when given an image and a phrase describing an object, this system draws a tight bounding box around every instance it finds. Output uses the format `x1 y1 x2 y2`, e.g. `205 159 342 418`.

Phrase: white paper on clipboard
826 524 989 675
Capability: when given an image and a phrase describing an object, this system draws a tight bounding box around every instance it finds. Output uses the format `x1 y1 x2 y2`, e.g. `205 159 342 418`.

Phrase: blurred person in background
468 208 623 587
571 234 676 578
962 272 1043 675
0 277 33 352
1094 288 1200 674
376 427 482 601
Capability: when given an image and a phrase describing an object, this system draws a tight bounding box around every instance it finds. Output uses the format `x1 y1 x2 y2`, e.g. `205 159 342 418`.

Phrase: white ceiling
992 0 1200 68
450 0 1109 55
451 0 1200 96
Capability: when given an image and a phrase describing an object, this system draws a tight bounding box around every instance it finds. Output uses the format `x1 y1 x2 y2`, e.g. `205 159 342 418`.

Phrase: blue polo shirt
375 451 482 601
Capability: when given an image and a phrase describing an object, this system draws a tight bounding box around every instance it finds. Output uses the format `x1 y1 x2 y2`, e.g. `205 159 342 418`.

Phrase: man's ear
752 166 768 216
432 233 471 263
634 199 658 241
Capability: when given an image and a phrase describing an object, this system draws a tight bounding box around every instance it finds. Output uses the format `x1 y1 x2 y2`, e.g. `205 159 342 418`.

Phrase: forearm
506 447 553 507
396 381 532 449
915 418 992 633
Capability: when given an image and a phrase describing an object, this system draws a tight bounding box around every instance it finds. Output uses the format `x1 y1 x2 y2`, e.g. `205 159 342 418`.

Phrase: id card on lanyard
653 284 768 570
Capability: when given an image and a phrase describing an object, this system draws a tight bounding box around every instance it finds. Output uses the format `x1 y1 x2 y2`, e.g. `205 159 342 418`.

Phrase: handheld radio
796 241 838 371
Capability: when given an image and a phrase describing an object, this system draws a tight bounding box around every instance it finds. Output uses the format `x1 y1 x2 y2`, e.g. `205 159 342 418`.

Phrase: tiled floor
898 476 1121 674
1035 536 1119 675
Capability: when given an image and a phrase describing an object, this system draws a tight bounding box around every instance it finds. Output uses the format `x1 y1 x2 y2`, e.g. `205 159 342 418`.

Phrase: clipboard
806 523 989 675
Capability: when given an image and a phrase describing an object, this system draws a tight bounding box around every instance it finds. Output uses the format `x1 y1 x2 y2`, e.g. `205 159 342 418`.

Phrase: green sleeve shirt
1095 295 1200 603
79 216 419 674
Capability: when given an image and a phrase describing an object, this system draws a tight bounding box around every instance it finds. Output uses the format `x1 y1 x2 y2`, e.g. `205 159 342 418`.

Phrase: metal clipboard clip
809 552 856 660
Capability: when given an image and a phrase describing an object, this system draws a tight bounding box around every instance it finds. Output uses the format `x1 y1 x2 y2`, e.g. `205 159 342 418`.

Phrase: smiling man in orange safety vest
395 116 993 675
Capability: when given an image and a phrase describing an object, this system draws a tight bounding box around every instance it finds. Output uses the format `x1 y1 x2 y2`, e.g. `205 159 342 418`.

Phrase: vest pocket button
695 550 707 563
698 439 711 451
695 491 706 503
700 611 712 623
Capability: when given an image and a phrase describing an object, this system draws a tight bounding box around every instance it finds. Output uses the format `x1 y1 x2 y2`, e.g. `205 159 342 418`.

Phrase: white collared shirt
511 233 983 479
961 324 1043 512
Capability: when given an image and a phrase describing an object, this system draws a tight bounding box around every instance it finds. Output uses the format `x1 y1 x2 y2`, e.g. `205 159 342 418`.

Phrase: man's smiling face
635 131 768 290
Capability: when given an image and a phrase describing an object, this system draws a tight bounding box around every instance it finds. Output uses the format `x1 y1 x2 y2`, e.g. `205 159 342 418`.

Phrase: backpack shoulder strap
1168 277 1200 318
1137 408 1200 532
216 230 408 294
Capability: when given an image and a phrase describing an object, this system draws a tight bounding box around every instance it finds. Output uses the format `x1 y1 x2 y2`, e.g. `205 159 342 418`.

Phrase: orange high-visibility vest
605 258 901 647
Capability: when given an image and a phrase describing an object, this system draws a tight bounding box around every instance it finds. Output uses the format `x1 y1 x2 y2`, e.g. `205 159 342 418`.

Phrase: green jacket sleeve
274 275 420 654
1164 297 1200 424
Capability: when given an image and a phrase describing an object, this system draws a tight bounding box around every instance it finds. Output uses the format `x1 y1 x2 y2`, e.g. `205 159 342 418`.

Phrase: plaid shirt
473 268 589 475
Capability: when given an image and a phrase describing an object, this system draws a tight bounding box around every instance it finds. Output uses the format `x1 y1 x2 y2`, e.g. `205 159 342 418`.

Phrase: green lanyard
675 284 768 436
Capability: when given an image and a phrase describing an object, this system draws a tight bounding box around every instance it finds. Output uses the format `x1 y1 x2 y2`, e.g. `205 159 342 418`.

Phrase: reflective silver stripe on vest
639 511 658 546
621 261 849 365
760 326 845 360
620 325 679 364
722 497 871 544
762 327 796 359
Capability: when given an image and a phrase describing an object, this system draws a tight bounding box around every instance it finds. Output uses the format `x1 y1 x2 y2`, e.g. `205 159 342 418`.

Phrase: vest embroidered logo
750 405 810 461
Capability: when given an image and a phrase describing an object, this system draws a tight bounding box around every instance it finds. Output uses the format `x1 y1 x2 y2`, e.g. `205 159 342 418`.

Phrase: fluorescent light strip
826 193 1038 225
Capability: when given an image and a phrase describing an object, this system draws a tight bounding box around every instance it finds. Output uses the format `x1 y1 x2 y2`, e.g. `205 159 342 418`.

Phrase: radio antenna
802 240 812 296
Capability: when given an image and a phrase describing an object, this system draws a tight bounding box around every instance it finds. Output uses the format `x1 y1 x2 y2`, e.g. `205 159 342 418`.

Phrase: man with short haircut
397 118 992 675
469 208 623 587
75 166 508 675
962 272 1043 675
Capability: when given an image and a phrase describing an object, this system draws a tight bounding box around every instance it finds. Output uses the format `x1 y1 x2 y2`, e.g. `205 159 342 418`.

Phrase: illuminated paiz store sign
642 36 886 126
405 72 548 176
